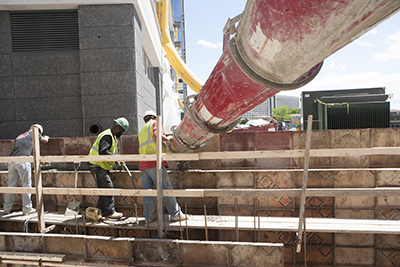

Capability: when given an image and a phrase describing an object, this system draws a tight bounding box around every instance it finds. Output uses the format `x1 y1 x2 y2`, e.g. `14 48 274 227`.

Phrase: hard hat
143 110 157 121
31 124 43 134
114 117 129 131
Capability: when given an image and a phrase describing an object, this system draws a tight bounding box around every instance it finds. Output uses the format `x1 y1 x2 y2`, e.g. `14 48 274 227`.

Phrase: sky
183 1 400 110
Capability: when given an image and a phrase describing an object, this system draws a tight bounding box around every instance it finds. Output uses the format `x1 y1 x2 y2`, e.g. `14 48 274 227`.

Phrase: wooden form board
1 147 400 163
0 259 126 267
1 212 400 235
0 251 66 262
1 187 400 197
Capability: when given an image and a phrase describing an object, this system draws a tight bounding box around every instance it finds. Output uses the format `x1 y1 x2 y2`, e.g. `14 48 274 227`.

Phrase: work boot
107 211 123 219
170 210 187 221
23 208 36 216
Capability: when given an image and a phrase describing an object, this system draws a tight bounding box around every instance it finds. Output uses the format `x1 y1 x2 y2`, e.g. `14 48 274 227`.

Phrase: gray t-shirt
10 131 42 157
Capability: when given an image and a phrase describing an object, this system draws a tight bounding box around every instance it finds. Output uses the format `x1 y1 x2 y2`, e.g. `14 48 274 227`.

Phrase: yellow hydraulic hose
160 0 203 93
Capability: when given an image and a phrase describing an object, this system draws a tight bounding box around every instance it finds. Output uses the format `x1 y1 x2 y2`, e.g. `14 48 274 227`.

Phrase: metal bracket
223 13 243 36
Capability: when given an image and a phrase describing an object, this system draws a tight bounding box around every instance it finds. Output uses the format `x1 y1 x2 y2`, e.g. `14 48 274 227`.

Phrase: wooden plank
2 147 400 164
0 156 33 163
0 259 127 267
32 126 45 233
40 153 199 163
165 215 400 234
297 114 313 253
0 251 66 262
1 187 400 197
2 212 400 235
198 150 304 160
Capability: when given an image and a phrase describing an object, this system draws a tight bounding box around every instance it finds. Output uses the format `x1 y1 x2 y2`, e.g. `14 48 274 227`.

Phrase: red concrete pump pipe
170 0 400 152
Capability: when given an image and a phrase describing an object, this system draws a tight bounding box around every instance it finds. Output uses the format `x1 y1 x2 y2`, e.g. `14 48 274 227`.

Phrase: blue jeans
4 162 33 212
141 166 180 221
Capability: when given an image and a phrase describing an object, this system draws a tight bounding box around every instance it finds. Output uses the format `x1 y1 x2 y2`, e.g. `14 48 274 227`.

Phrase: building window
10 10 79 53
143 49 156 85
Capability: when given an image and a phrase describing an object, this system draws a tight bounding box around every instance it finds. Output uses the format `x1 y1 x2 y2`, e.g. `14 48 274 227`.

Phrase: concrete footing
0 232 283 266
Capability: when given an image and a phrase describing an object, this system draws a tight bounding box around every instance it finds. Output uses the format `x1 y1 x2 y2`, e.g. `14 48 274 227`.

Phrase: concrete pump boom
166 0 400 152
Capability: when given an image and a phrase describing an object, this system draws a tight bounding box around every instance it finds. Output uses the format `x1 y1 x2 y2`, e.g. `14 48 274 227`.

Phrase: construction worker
138 110 186 225
3 124 50 215
88 117 129 219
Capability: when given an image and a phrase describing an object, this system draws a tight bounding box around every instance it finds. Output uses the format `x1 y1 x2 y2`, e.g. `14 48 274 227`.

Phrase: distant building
276 95 300 109
242 94 300 120
241 95 277 120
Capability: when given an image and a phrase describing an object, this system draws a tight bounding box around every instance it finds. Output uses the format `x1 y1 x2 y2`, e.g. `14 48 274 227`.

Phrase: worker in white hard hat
3 124 50 215
88 117 129 219
138 110 187 225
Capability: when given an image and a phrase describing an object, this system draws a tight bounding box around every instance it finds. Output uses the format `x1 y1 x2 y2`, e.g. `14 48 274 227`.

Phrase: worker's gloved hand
115 161 123 170
120 161 128 170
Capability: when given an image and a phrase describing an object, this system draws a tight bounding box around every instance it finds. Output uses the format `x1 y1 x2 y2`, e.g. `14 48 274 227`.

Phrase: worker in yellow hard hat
88 117 129 219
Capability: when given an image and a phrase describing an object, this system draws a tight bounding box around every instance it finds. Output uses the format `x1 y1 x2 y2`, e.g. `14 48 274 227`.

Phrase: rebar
235 197 238 241
204 204 208 241
185 204 189 240
135 203 138 237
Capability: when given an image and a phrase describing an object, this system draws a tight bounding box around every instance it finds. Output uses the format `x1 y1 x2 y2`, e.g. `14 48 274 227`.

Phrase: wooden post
32 126 45 233
296 114 313 253
156 116 164 237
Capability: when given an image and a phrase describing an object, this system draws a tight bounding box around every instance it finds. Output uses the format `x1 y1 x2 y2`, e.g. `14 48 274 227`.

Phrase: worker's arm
98 135 115 155
152 121 172 142
40 135 50 143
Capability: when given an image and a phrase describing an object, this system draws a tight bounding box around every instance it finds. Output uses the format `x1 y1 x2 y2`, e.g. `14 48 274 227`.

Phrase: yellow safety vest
89 129 118 170
138 121 166 155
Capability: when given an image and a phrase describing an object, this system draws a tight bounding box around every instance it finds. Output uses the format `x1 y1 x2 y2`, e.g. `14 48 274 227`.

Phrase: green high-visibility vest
139 121 166 155
89 129 118 170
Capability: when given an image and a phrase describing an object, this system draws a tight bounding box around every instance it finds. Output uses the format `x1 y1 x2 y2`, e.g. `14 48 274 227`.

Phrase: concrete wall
0 233 284 266
0 128 400 265
0 11 14 139
0 4 159 140
183 128 400 170
1 128 400 169
1 168 398 266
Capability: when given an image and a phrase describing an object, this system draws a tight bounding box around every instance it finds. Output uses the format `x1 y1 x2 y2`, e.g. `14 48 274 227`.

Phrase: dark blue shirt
10 131 43 157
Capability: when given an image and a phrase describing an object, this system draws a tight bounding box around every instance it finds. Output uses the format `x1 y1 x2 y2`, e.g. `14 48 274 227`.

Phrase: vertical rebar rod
74 214 78 234
258 198 261 242
235 197 239 241
135 203 138 236
147 201 150 236
163 205 166 235
204 204 208 241
82 213 86 235
179 217 183 240
185 204 189 240
253 197 257 242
